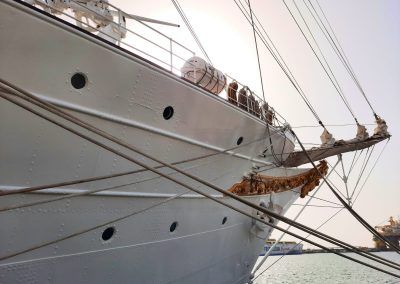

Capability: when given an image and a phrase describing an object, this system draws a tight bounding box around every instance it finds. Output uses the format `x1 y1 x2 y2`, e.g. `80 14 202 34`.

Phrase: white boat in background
260 240 303 256
0 0 390 283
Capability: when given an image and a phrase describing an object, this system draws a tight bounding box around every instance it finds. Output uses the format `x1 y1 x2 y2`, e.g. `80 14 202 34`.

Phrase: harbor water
253 251 399 284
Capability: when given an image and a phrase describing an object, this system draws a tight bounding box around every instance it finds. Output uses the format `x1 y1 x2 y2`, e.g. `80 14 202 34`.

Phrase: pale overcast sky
112 0 400 248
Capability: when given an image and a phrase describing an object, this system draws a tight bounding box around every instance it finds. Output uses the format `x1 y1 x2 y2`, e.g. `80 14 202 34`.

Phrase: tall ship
374 217 400 250
0 0 391 283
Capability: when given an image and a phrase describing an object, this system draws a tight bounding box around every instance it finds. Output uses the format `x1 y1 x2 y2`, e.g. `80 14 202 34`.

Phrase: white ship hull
0 1 303 283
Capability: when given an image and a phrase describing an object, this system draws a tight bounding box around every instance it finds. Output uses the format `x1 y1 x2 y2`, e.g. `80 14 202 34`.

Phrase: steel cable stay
326 159 345 181
283 0 359 124
170 0 213 65
235 0 322 123
291 123 375 129
324 153 368 206
311 0 361 80
292 203 343 209
311 0 379 118
288 190 343 207
351 146 375 201
246 0 282 167
292 0 355 119
352 140 389 204
347 149 360 177
347 149 365 178
233 0 325 129
326 156 355 203
325 176 349 201
0 87 399 273
339 155 351 201
247 0 266 103
291 129 399 253
302 0 362 92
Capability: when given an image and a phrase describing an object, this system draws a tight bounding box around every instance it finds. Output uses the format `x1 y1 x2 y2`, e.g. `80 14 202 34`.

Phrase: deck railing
24 0 287 127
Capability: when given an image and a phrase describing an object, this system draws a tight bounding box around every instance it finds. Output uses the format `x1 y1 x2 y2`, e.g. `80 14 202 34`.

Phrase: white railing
23 0 287 127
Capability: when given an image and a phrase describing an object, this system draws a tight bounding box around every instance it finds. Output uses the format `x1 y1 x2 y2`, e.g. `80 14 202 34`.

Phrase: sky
110 0 400 248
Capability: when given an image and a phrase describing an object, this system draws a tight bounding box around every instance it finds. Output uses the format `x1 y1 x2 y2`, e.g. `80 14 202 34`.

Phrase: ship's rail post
169 38 173 72
117 9 122 47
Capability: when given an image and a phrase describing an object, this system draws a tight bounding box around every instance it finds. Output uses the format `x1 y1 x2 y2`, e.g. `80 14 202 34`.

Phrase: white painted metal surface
0 1 303 283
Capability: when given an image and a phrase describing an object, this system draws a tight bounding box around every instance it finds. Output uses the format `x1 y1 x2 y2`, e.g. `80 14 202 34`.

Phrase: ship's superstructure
374 217 400 250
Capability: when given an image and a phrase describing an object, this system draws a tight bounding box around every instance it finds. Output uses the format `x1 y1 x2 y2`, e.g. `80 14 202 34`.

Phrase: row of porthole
101 217 229 241
70 73 244 145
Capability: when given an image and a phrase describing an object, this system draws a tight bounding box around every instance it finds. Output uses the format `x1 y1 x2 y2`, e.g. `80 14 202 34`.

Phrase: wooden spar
282 135 389 168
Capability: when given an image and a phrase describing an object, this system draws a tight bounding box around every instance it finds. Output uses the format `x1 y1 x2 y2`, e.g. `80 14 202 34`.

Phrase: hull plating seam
31 93 277 166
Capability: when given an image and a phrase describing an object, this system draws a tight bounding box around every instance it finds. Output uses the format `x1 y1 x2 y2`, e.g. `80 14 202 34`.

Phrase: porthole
222 217 228 225
170 221 178 232
102 227 115 241
163 106 174 120
70 72 87 89
236 137 243 145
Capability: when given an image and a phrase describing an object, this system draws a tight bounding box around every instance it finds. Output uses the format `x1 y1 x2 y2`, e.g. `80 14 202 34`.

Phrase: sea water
253 252 399 284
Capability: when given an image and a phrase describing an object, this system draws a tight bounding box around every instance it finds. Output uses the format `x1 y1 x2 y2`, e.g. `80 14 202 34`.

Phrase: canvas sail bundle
283 134 389 168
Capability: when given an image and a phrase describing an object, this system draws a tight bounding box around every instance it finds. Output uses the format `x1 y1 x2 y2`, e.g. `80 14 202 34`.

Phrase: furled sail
283 118 390 168
283 135 389 168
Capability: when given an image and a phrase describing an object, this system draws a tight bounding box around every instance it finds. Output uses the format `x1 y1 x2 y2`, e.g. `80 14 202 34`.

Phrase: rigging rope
283 0 359 124
351 146 375 200
353 140 389 204
170 0 213 65
289 189 343 207
303 0 361 91
1 82 398 273
347 149 365 177
292 123 375 128
234 0 326 129
246 0 266 103
311 0 379 118
245 0 285 167
292 203 343 209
